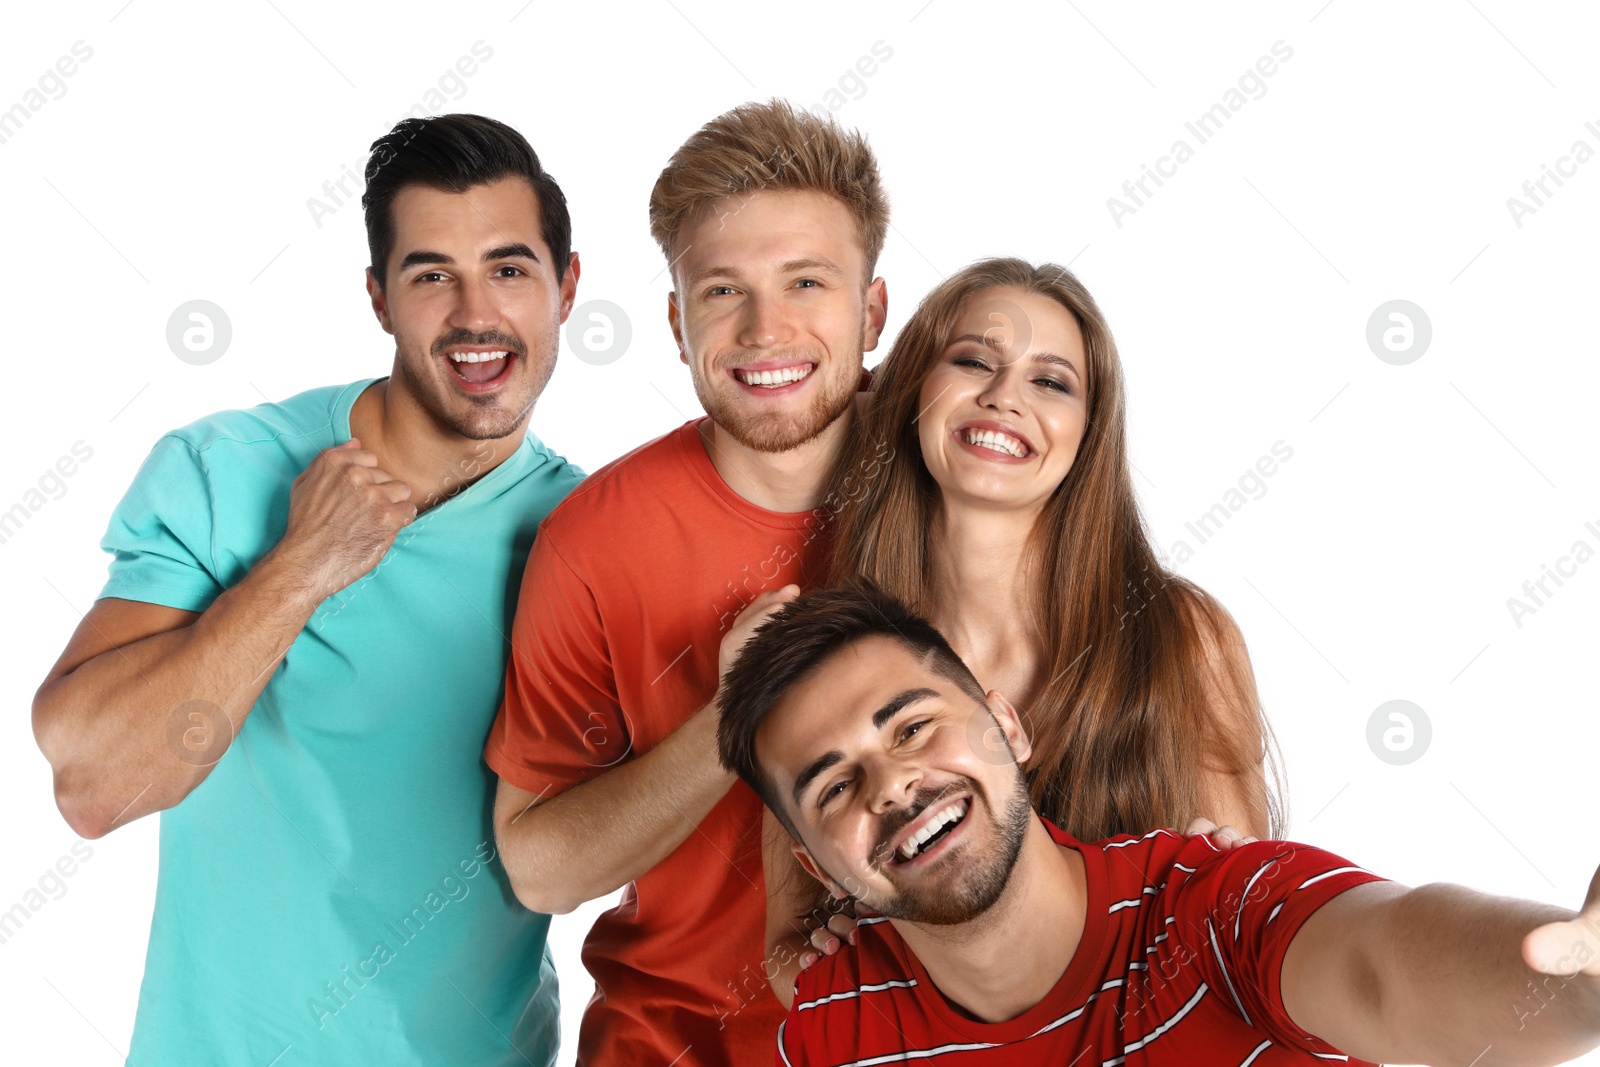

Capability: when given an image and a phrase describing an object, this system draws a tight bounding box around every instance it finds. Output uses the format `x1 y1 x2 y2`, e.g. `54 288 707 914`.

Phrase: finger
799 951 818 971
378 481 414 504
1523 918 1600 977
809 929 839 954
1184 818 1218 837
326 440 376 463
1583 863 1600 913
826 914 857 946
1211 825 1242 846
743 584 801 615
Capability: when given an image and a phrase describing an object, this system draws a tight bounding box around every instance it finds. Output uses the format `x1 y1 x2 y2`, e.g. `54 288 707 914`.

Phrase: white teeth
737 365 812 387
962 428 1026 458
897 798 969 860
449 350 510 364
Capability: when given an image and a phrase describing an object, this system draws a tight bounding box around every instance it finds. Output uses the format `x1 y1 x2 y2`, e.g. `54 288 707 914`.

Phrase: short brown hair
648 99 889 280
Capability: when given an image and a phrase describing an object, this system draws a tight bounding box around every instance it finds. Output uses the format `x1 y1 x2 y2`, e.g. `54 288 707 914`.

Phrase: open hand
717 584 801 683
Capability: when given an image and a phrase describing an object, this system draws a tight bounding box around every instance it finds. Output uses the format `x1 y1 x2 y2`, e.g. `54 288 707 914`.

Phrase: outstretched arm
1283 870 1600 1066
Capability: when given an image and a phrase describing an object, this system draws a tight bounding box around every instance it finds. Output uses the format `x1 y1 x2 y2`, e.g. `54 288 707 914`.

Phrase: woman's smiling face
916 287 1090 515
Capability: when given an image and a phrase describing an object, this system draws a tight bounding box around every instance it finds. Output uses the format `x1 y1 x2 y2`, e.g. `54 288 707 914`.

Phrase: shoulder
516 432 587 496
535 419 700 541
1080 825 1196 883
162 380 367 457
1166 582 1248 662
792 914 912 1008
785 917 912 1053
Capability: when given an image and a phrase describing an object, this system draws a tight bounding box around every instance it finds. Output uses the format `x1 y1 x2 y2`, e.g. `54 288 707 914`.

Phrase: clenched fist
275 439 417 604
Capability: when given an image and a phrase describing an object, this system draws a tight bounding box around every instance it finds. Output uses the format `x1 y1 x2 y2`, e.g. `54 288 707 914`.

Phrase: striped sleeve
1173 838 1385 1056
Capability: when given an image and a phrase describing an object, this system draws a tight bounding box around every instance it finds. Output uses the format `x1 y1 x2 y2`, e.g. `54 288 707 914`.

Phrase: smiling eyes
816 718 935 810
705 278 823 299
951 355 1073 395
415 265 528 284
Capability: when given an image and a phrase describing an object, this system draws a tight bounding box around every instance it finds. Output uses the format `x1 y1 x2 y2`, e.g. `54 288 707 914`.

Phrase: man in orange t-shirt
483 99 891 1065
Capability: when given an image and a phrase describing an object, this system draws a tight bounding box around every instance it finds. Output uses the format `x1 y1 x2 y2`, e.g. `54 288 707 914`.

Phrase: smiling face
916 287 1089 514
367 176 577 441
758 634 1035 925
668 189 886 454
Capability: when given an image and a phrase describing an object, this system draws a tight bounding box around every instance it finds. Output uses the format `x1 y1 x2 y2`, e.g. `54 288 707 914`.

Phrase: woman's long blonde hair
824 258 1282 839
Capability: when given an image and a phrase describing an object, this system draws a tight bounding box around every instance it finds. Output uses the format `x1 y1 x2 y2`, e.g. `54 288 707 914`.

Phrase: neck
349 378 527 511
926 500 1040 657
701 403 856 513
893 820 1086 1024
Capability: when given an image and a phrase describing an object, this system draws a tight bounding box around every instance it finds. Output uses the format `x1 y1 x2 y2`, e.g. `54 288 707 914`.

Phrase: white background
2 1 1596 1063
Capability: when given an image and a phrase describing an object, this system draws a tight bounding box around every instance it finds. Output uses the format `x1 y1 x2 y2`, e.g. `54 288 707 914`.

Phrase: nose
866 758 924 817
736 290 793 350
449 274 500 335
976 357 1025 416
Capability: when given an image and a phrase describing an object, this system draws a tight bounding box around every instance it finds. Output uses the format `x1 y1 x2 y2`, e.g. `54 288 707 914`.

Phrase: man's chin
702 388 854 454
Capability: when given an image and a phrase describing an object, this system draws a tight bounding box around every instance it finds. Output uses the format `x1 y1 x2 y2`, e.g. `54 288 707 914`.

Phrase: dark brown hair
825 257 1283 839
717 581 985 837
362 113 571 289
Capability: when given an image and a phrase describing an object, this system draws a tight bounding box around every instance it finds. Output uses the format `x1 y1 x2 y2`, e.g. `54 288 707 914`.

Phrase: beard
859 769 1033 927
394 322 556 441
693 350 858 453
692 315 865 454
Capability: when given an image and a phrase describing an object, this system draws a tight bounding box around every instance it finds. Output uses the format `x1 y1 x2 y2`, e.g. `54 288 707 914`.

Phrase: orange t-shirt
485 417 839 1067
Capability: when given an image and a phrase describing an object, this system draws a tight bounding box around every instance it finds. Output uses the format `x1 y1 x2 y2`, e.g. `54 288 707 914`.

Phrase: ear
985 689 1032 767
862 277 888 353
557 252 581 323
366 268 393 335
792 841 850 901
667 289 687 366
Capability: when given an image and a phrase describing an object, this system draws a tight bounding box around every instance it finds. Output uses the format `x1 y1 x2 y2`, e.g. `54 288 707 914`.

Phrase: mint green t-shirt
99 379 583 1066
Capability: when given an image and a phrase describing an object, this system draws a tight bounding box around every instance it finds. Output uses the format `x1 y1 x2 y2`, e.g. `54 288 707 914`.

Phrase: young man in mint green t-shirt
33 114 583 1066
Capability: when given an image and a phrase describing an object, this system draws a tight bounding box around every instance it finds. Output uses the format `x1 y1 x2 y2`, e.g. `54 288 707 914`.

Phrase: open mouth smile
442 348 516 393
954 422 1033 461
731 361 815 392
886 795 971 868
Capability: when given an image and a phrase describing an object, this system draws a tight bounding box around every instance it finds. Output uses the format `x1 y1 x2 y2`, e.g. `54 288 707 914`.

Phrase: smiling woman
828 257 1280 842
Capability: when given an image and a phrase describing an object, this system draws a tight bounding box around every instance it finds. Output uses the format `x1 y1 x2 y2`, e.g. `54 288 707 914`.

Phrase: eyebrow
949 332 1081 380
687 257 844 288
397 243 542 273
789 687 940 808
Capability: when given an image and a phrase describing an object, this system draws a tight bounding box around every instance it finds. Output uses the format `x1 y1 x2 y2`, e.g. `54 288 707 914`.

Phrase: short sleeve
99 435 224 612
1172 838 1385 1055
483 524 627 797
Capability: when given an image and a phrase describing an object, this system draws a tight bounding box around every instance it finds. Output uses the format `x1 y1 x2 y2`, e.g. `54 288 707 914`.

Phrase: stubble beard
865 769 1034 927
394 319 557 442
693 313 865 454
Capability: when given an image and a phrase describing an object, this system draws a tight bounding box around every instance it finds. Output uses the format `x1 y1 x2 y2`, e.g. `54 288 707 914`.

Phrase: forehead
672 188 866 286
757 635 942 783
951 287 1086 361
389 177 548 253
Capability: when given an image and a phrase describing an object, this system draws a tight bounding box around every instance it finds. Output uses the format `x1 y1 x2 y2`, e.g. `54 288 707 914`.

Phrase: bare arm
32 440 415 838
1283 875 1600 1066
492 699 735 915
493 585 800 916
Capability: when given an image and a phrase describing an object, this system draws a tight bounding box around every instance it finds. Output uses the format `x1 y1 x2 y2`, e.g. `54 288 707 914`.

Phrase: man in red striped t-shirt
716 583 1600 1066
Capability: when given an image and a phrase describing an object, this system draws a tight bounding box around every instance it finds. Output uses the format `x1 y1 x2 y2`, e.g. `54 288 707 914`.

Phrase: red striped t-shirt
778 821 1384 1066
